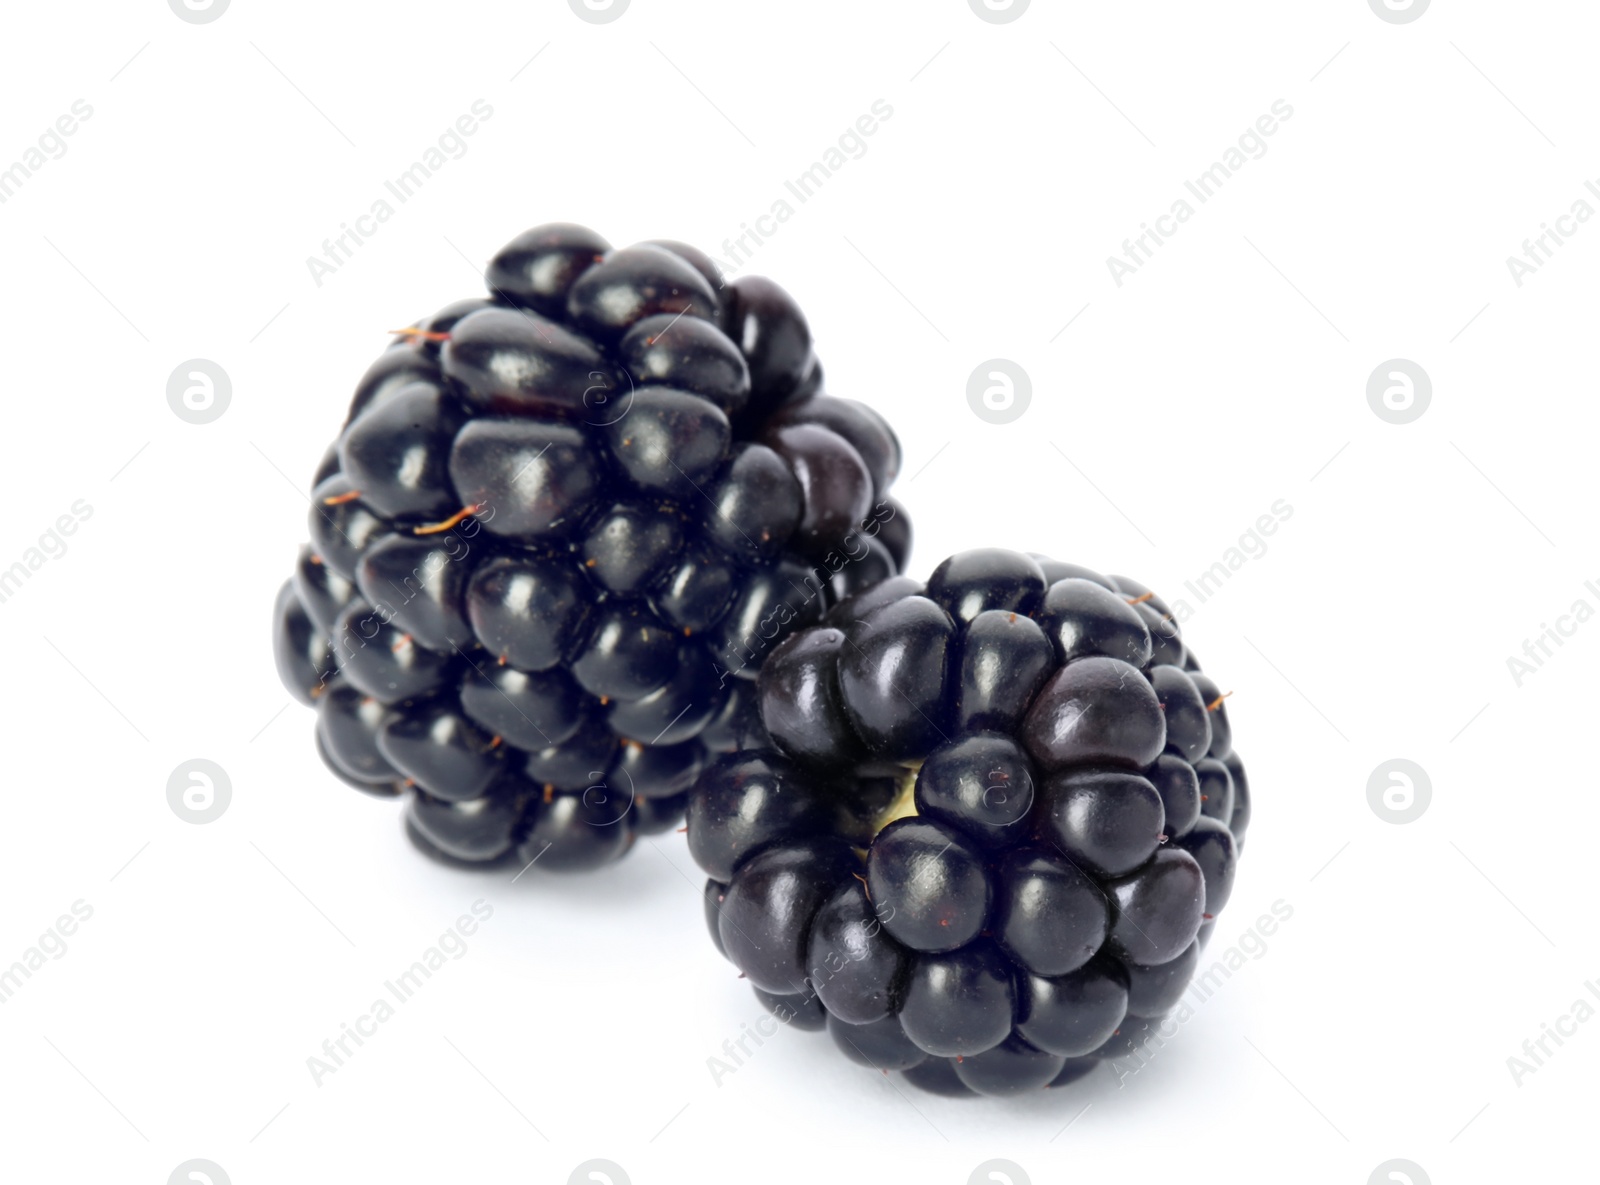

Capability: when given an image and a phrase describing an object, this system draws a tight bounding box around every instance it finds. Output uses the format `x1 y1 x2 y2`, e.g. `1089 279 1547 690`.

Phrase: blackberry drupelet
687 550 1250 1095
271 224 910 874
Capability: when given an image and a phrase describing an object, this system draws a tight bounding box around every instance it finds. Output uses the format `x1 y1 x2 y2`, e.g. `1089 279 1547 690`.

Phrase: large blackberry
271 224 910 873
688 550 1250 1096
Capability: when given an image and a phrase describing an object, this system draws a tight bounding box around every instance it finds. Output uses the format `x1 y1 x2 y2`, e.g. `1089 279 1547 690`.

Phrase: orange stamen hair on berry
412 504 483 535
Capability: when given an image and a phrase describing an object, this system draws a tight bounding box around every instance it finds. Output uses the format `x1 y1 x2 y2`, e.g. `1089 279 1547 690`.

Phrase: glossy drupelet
272 224 911 874
687 550 1250 1095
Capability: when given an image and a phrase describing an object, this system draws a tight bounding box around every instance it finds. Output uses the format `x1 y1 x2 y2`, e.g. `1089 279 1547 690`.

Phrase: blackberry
271 224 910 874
687 549 1249 1095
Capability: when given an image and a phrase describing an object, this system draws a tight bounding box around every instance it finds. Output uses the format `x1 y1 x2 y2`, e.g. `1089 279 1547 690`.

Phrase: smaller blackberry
688 549 1251 1096
271 223 912 875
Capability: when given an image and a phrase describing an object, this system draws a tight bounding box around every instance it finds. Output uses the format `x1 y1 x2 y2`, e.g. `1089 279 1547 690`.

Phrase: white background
0 1 1593 1182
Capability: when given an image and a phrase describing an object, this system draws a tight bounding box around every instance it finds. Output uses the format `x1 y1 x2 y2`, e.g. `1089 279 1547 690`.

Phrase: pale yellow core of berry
871 761 923 836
